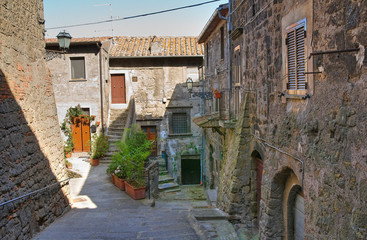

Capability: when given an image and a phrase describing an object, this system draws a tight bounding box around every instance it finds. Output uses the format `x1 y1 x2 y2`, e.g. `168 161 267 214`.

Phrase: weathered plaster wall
0 1 70 238
110 59 203 183
46 44 109 138
217 0 367 239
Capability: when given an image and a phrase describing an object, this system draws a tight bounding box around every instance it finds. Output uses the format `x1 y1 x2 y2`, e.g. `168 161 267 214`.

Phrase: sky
44 0 228 39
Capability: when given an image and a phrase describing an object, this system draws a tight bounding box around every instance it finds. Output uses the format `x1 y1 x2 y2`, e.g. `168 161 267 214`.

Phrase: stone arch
261 167 303 239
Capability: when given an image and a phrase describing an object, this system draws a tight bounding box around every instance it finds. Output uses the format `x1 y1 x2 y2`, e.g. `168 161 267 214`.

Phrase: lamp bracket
191 91 213 99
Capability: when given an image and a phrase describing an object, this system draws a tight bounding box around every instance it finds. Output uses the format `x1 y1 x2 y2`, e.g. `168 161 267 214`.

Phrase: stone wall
0 1 70 239
216 0 367 239
202 14 229 190
144 160 159 199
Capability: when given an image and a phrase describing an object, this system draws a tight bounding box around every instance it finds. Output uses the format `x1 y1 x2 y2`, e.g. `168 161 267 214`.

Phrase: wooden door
111 74 126 104
142 126 157 156
82 117 91 152
72 116 90 152
256 158 263 216
72 117 83 152
294 194 305 240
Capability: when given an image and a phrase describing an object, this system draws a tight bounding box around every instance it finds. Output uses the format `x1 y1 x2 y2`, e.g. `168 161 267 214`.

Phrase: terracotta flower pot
113 175 125 191
90 158 99 166
125 181 146 200
65 152 72 158
111 174 115 184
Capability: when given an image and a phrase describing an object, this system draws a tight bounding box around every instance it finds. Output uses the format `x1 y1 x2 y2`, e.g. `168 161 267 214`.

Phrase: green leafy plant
90 133 109 159
108 124 152 187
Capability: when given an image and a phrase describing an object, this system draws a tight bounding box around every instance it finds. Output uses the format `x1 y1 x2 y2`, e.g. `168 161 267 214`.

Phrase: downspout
97 43 105 133
227 1 232 119
217 3 231 119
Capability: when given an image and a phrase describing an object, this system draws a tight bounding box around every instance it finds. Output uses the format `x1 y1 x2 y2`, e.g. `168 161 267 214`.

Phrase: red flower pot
90 158 99 166
113 175 125 191
111 174 115 184
65 152 72 158
125 181 146 200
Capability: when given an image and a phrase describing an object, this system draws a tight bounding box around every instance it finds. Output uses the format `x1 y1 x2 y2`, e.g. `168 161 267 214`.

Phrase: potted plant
65 159 72 169
114 124 152 200
90 133 109 166
113 165 127 191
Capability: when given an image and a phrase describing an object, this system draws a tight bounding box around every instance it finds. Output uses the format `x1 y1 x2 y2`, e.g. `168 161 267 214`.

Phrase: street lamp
186 77 193 93
186 77 213 99
56 30 72 51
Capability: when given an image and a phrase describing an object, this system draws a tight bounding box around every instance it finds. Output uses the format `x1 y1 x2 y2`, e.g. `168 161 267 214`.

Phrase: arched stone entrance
261 167 304 239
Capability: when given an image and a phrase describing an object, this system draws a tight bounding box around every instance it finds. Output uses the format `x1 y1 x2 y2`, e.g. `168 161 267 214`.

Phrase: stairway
156 157 180 193
100 109 128 164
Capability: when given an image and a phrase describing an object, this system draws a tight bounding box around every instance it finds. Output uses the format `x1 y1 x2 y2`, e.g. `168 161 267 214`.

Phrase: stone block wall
216 0 367 238
0 1 70 239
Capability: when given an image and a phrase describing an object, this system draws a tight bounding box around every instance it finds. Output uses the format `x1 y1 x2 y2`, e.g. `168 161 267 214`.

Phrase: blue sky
44 0 227 38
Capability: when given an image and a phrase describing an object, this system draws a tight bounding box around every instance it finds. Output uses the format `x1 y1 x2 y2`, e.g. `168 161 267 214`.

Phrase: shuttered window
71 57 86 80
172 113 188 134
286 19 306 92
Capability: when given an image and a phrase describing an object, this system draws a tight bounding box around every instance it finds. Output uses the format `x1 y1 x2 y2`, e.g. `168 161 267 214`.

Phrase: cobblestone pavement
33 157 200 240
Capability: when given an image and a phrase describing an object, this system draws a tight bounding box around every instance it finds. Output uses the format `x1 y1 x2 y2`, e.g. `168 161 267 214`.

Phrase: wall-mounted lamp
186 77 213 100
56 30 72 52
186 77 193 93
46 30 72 61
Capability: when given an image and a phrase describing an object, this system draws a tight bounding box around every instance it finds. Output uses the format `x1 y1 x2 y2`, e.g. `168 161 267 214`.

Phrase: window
220 27 225 60
233 45 241 117
286 19 306 93
70 57 86 80
172 113 188 134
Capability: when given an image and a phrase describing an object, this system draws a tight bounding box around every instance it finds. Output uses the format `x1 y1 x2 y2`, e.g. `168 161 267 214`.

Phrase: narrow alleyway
33 157 199 240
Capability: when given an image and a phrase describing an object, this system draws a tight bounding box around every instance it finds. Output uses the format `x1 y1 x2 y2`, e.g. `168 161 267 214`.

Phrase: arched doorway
262 167 304 239
251 150 263 220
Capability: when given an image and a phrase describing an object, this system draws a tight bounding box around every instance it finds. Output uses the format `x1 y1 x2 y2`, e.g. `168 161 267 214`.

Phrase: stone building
0 1 70 239
109 36 204 184
46 38 111 152
195 4 229 191
199 0 367 239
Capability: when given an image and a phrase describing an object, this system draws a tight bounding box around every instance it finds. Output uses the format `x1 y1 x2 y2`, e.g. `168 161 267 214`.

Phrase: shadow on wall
163 82 202 185
0 70 70 239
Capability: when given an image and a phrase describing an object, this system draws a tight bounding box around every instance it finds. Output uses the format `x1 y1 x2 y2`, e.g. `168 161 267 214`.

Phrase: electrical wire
46 0 221 30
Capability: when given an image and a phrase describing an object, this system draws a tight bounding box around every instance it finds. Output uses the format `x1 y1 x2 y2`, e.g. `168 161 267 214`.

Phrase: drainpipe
97 43 105 133
227 1 232 119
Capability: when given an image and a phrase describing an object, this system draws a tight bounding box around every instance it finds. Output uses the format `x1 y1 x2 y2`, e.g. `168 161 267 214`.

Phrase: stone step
105 152 118 157
159 175 175 184
107 132 123 137
108 127 125 131
158 182 180 192
159 170 168 175
107 135 121 140
190 208 228 221
109 123 126 128
164 188 181 193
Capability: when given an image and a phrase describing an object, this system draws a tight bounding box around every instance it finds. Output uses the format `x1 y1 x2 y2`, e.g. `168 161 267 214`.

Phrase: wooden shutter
286 19 306 92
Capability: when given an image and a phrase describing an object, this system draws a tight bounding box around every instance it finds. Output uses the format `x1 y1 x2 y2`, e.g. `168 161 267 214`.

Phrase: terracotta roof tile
110 36 204 57
45 37 111 44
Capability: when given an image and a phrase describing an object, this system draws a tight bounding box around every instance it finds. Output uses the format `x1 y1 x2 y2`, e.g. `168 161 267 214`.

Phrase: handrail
251 134 305 188
0 178 71 208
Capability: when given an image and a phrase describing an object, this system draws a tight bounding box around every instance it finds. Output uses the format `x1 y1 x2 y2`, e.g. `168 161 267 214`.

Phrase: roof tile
110 36 203 57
